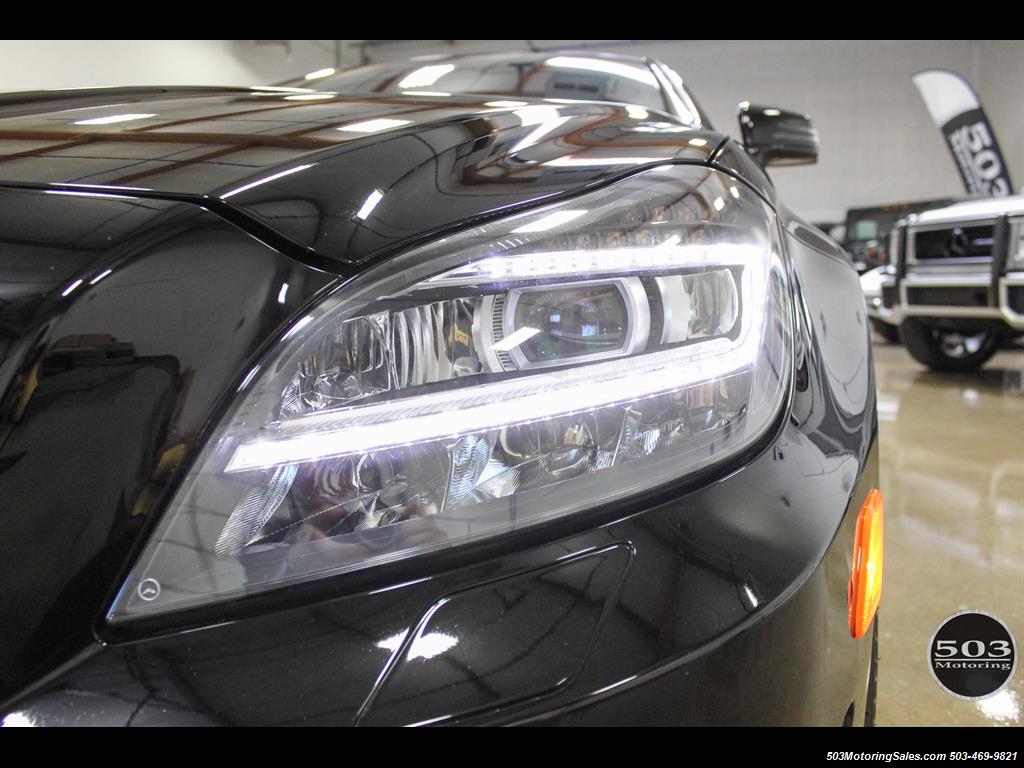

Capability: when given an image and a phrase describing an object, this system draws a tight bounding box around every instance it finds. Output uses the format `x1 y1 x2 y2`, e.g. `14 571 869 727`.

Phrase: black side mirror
737 102 819 166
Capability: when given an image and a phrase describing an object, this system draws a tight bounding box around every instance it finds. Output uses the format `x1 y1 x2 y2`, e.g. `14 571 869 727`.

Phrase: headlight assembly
111 165 793 619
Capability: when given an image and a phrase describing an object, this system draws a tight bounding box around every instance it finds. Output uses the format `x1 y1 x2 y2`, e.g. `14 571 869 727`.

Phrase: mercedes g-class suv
841 199 953 273
870 196 1024 371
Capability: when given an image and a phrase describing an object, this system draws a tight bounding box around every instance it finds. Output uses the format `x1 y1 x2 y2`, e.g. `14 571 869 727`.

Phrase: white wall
1 39 1021 222
0 40 344 91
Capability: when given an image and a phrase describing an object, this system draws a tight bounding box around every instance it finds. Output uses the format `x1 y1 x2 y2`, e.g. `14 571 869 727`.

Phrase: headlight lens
1008 222 1024 269
111 165 792 619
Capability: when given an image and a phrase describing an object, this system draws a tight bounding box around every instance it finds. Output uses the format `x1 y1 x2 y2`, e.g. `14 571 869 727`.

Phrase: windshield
287 53 688 122
843 199 958 244
848 219 880 242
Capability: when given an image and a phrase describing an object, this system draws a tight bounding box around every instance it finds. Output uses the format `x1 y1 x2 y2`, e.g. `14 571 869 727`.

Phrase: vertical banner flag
912 69 1014 197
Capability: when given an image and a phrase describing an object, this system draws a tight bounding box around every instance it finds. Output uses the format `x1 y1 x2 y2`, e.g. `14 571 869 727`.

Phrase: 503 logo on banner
945 110 1013 197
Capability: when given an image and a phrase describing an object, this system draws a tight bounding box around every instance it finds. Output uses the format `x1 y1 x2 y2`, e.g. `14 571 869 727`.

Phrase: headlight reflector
111 165 792 619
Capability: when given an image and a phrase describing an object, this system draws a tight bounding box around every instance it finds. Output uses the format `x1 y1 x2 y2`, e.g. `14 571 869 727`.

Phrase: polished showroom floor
872 336 1023 727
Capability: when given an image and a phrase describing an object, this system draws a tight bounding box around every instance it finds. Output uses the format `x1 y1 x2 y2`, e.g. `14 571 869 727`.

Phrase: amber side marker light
849 489 884 639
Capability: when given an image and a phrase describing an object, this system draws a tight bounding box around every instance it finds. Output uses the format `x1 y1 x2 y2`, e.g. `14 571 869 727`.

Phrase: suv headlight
1008 221 1024 269
111 164 793 619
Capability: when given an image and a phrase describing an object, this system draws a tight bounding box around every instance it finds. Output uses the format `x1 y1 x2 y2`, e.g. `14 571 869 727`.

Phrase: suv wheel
899 318 1000 372
870 318 899 344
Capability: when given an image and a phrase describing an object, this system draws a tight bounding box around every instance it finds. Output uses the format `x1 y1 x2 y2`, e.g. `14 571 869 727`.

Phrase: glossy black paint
221 103 722 263
0 187 336 696
277 51 713 128
0 90 734 267
0 83 877 725
738 103 820 167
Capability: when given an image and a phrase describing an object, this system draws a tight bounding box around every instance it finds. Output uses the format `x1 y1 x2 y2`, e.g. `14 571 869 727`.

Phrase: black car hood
0 89 738 265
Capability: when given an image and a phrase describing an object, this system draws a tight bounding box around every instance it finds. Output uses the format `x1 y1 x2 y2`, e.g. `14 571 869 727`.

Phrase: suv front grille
906 286 989 307
1008 285 1024 314
911 225 995 262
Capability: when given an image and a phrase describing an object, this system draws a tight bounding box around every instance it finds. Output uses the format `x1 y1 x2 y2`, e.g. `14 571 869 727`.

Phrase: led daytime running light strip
423 243 765 287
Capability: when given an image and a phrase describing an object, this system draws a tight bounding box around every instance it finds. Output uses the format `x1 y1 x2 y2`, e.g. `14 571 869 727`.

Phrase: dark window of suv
913 225 995 260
